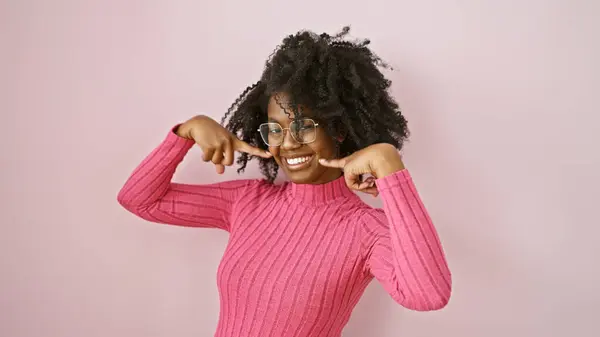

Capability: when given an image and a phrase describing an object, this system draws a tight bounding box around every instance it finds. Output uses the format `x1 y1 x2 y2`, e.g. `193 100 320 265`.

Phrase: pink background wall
2 0 599 336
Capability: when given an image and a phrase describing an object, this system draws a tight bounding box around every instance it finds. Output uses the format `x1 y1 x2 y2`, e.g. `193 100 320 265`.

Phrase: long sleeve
361 169 452 311
117 129 253 231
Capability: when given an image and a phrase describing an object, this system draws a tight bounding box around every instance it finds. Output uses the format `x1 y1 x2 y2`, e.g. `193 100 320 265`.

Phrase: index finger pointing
233 138 272 158
318 158 346 168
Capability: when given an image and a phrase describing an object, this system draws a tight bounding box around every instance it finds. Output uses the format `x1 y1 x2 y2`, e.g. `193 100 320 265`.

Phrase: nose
280 128 301 150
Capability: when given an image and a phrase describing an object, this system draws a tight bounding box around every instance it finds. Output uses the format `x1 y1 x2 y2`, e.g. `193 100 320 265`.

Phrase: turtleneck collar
286 175 359 205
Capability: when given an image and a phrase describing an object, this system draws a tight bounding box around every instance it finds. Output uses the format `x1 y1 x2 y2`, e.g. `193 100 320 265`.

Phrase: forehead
267 93 313 121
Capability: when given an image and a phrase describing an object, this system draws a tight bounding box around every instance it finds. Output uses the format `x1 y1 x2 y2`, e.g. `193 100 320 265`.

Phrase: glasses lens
259 123 283 146
291 119 317 144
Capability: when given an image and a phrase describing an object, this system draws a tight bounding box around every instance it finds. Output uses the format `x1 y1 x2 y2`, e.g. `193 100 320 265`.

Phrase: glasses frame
257 118 320 147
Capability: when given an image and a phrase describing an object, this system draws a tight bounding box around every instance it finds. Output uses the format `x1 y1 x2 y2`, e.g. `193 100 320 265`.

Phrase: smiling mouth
283 155 314 170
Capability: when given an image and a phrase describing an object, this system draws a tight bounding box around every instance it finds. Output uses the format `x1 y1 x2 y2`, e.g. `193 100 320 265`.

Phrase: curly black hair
221 26 409 182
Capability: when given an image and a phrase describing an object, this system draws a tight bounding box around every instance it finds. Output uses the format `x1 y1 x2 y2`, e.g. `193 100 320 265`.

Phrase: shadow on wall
338 50 497 335
368 52 546 336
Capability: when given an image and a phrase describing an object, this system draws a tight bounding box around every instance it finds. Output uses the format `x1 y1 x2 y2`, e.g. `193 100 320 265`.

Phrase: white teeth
286 156 312 165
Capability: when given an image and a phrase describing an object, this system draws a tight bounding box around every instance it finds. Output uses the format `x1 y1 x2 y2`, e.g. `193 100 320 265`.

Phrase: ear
335 126 348 143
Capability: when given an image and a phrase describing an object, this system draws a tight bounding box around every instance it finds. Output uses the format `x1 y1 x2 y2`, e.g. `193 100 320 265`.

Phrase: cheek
269 146 281 161
315 130 336 155
309 138 336 157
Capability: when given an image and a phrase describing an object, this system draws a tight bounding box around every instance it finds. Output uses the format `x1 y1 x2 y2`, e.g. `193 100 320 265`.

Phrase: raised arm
117 116 272 231
362 170 452 311
318 143 452 311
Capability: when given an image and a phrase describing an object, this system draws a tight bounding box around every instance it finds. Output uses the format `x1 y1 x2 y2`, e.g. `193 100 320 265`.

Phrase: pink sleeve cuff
166 124 196 149
375 169 412 191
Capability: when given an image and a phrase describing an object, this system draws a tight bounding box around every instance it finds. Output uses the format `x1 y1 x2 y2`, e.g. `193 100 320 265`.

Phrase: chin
281 166 320 184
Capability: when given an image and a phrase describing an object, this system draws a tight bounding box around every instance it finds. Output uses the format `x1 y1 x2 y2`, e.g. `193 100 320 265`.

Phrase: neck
287 170 357 205
309 168 343 185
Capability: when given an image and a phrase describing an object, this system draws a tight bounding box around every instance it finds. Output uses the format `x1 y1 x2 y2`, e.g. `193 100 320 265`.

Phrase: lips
286 156 312 165
281 154 314 171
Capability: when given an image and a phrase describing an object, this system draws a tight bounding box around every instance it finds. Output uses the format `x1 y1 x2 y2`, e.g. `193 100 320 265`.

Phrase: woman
117 27 451 337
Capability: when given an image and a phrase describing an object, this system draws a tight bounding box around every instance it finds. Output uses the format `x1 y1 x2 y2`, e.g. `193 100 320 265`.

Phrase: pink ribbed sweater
117 129 452 337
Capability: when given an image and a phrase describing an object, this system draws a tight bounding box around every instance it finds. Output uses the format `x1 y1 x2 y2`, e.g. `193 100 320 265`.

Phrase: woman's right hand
176 115 272 174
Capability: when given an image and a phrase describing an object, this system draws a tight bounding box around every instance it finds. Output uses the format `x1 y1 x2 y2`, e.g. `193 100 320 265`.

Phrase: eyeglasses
257 118 319 147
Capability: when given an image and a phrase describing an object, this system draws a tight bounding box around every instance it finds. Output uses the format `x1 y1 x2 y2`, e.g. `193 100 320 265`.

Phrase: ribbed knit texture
117 129 452 337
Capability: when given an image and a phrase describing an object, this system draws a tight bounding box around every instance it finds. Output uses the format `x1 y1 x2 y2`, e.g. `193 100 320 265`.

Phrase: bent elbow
116 189 147 216
425 291 451 311
116 189 133 210
396 289 452 312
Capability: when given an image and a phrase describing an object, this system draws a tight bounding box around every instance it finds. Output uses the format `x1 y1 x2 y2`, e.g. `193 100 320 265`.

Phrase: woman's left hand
319 143 405 197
